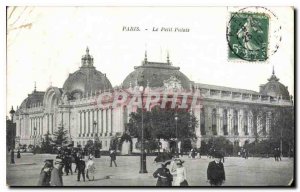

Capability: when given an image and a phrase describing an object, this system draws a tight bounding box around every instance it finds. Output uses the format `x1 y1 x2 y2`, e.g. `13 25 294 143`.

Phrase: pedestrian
196 148 201 159
17 149 21 158
207 152 226 186
274 148 278 161
74 151 81 173
50 159 64 186
37 159 53 186
77 156 86 182
64 153 73 176
171 159 188 186
220 149 225 163
109 149 117 167
277 148 282 161
191 148 196 159
153 162 173 186
86 156 96 181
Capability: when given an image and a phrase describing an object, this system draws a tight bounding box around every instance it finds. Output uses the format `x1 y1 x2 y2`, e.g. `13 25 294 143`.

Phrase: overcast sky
6 6 294 115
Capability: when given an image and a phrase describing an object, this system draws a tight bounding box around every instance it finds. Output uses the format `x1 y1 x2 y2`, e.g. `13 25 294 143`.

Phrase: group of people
37 150 96 186
37 148 120 186
153 151 226 187
153 158 188 186
239 148 249 159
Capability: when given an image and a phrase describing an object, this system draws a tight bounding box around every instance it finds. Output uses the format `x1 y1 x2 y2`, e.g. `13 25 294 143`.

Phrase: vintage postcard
6 6 294 187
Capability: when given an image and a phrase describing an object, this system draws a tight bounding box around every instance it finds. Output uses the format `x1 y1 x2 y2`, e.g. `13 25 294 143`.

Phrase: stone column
30 118 32 138
87 110 91 136
38 117 40 136
99 109 103 134
205 106 211 135
248 111 253 136
79 111 82 136
227 108 232 136
266 112 271 135
238 109 244 136
41 116 43 136
83 111 86 136
96 109 99 135
49 114 52 134
218 108 223 136
257 112 262 136
194 108 201 137
110 108 113 135
103 109 107 136
107 108 112 136
90 109 94 135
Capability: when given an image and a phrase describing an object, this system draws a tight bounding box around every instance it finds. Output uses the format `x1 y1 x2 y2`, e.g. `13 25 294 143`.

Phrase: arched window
233 110 238 135
212 109 217 135
244 111 248 135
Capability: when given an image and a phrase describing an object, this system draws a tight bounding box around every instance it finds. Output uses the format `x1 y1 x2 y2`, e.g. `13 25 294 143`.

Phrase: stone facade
14 49 294 150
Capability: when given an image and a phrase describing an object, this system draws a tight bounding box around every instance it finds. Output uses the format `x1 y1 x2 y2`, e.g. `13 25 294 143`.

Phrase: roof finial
272 65 275 75
34 81 36 92
86 47 89 55
144 50 148 63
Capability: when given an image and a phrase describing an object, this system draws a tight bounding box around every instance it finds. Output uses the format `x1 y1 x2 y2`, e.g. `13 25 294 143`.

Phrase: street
6 153 294 186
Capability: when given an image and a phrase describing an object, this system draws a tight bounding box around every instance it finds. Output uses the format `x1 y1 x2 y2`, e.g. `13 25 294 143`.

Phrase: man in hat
37 159 53 186
207 152 226 186
77 155 86 182
50 158 63 186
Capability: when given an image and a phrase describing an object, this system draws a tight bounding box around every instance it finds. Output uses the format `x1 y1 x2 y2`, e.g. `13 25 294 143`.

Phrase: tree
207 136 233 156
246 106 294 157
269 107 294 156
126 107 197 142
6 118 16 150
41 131 53 153
94 136 102 150
52 125 69 146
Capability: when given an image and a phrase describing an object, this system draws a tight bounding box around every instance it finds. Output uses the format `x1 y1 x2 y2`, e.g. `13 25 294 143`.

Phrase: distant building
14 48 293 150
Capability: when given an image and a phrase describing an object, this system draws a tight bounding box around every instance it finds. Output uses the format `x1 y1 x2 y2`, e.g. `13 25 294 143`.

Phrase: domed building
259 67 290 100
122 52 192 90
14 48 294 151
63 48 112 100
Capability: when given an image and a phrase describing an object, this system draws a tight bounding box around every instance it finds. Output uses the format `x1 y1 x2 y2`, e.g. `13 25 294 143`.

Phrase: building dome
259 68 290 99
20 88 45 109
122 52 192 89
62 47 112 99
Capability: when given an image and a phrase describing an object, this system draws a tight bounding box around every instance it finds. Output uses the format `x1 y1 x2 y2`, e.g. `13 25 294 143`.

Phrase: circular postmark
226 6 282 61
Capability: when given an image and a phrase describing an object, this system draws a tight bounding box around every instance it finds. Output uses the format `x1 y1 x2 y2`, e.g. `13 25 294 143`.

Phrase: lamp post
174 112 179 157
139 86 147 173
9 106 16 164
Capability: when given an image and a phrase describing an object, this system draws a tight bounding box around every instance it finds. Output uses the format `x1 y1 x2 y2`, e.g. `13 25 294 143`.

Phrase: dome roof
20 90 45 109
259 68 290 99
122 53 191 89
62 48 112 98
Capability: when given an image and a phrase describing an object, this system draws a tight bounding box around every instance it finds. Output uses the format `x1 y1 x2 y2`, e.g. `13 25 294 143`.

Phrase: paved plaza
7 153 294 186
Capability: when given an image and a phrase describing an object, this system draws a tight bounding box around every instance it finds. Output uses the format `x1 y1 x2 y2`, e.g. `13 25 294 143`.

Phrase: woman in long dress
171 159 188 186
86 156 96 181
37 160 53 186
153 163 173 186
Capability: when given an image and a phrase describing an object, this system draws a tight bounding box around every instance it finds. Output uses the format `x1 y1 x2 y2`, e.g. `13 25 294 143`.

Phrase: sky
6 6 294 115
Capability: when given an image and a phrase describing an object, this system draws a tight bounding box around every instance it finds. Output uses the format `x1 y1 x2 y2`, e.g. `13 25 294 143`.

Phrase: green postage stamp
226 7 282 62
227 13 269 61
